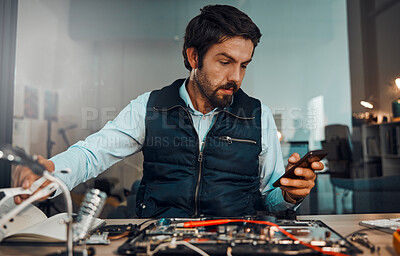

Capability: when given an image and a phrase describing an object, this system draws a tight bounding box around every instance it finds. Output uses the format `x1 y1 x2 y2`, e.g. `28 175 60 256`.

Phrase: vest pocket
207 135 259 176
219 136 257 145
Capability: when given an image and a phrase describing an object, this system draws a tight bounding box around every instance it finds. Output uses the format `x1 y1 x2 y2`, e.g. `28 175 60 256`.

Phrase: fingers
280 174 315 188
280 179 315 198
283 152 325 200
14 195 22 204
295 167 316 180
286 153 300 171
288 152 325 171
12 155 54 188
281 167 316 184
280 168 316 198
18 173 38 202
12 165 36 188
311 161 324 170
33 180 52 201
12 165 24 187
281 185 313 198
12 161 41 204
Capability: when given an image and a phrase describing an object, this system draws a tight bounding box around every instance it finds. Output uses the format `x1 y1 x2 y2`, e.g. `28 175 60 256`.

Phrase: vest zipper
154 105 220 217
194 150 203 217
194 113 220 217
154 105 202 216
220 136 257 145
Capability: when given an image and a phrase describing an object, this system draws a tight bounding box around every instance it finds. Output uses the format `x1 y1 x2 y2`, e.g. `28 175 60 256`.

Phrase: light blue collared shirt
51 80 296 212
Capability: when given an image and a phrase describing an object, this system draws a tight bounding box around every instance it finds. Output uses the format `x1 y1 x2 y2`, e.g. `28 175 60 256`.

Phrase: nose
227 65 242 84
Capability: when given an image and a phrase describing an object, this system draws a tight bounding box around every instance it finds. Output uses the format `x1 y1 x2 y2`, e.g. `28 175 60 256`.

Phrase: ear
186 47 198 70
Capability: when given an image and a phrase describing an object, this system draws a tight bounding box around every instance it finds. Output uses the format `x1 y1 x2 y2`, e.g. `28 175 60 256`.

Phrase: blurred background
1 0 399 216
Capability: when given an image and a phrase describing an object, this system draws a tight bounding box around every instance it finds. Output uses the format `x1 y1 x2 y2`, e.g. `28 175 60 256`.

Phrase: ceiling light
360 100 374 109
395 78 400 89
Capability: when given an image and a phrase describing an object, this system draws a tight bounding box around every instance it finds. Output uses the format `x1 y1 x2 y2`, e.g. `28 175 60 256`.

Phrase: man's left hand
280 152 324 202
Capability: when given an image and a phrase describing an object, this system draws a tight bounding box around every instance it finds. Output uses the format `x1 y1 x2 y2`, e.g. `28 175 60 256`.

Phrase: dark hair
182 5 262 71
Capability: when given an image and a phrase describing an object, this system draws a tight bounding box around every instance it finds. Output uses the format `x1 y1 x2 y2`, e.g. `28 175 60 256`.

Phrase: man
13 5 323 218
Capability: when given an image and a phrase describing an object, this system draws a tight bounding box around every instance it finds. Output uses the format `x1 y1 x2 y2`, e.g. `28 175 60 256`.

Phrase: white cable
0 176 47 200
147 240 210 256
0 169 69 206
178 241 210 256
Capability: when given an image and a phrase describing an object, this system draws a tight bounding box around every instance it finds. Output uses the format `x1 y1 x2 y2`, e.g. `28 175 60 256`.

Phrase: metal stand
43 172 74 256
39 119 60 216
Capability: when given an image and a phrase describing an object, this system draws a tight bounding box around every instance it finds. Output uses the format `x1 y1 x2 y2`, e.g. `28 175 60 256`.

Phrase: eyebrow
216 53 252 65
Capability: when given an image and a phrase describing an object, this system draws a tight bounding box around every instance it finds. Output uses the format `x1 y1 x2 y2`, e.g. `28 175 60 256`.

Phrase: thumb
288 152 300 164
37 155 55 172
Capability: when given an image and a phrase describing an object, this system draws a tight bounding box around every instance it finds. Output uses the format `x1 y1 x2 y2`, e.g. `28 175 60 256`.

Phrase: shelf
381 154 400 159
361 122 400 176
366 154 381 158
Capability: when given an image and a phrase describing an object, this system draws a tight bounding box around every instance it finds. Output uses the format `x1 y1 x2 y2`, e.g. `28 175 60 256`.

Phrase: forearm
50 143 121 191
50 93 148 192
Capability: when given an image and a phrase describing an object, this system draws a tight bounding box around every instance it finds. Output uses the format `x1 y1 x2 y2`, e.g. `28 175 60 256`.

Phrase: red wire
183 219 349 256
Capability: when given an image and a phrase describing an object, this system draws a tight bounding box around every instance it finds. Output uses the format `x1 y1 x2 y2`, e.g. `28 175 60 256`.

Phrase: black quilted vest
137 79 262 218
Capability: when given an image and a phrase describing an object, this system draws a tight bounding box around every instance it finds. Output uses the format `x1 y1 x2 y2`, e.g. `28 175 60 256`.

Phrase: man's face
194 36 254 109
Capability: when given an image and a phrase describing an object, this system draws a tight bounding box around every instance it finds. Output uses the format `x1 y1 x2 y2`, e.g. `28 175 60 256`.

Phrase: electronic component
349 232 379 253
96 224 135 240
359 218 400 234
73 189 107 241
117 217 361 255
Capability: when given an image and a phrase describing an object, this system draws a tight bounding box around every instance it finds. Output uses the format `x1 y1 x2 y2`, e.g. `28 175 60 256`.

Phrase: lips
217 83 237 95
220 88 234 94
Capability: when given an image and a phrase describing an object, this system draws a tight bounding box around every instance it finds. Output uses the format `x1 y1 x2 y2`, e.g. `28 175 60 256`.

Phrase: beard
194 69 238 109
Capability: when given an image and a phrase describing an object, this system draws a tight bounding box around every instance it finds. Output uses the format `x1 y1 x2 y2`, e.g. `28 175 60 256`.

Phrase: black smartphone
272 149 328 187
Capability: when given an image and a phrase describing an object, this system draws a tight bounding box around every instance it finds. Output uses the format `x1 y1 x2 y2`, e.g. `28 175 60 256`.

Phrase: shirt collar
179 79 233 115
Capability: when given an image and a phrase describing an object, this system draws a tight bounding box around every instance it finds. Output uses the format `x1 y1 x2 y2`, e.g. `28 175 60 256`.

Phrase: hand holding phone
273 150 328 187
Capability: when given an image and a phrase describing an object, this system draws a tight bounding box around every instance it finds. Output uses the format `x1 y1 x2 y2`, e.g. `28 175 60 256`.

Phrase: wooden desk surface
0 213 399 256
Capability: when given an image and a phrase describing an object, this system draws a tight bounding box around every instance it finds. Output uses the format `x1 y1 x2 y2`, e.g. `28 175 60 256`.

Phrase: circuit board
117 216 362 255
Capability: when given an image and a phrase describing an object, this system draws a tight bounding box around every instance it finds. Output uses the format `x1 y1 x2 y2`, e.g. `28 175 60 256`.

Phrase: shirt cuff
264 187 299 212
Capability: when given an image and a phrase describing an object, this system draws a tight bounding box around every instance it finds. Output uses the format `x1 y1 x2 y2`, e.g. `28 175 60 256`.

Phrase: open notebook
0 197 105 243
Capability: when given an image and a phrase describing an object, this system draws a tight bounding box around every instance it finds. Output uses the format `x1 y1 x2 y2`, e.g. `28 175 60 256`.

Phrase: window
9 0 400 215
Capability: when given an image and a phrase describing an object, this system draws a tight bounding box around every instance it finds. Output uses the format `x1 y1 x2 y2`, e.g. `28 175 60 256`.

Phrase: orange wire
183 219 350 256
108 230 131 240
